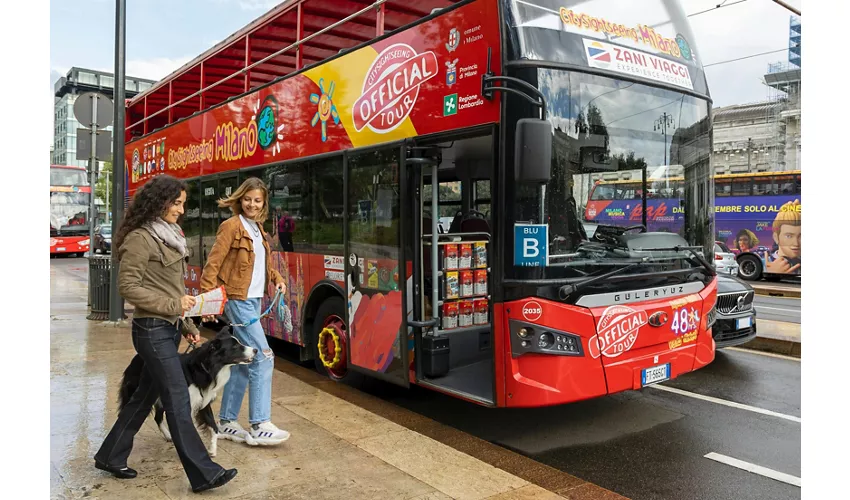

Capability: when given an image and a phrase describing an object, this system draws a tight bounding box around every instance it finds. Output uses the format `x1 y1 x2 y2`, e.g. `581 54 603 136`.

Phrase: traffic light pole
109 0 126 322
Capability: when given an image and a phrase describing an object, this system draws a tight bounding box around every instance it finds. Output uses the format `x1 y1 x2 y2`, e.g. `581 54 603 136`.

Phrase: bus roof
126 0 461 137
594 170 802 185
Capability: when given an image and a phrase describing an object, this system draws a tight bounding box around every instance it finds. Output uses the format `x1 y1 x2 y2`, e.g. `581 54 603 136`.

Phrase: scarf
143 218 188 257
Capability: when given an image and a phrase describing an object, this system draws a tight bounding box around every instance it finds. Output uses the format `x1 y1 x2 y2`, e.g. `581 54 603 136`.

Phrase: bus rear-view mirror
515 118 552 183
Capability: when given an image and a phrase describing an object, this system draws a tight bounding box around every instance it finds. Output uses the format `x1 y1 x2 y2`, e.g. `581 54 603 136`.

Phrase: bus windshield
50 192 89 235
508 70 713 280
50 168 89 187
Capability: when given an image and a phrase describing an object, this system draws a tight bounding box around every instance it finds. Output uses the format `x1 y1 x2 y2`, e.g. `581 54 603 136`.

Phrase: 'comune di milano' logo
354 43 437 134
588 305 648 358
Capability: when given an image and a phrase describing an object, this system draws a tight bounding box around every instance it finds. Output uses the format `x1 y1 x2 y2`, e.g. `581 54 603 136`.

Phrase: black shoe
192 468 237 493
94 461 138 479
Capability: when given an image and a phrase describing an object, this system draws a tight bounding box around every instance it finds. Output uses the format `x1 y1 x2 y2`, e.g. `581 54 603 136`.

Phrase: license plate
728 268 737 275
57 247 65 251
736 316 752 329
642 363 671 386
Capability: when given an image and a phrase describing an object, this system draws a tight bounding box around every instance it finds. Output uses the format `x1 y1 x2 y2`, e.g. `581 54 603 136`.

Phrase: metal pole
109 0 126 322
431 164 439 326
771 0 800 16
105 171 110 222
89 97 98 252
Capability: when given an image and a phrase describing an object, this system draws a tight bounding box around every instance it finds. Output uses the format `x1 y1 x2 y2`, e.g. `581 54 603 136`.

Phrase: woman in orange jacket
200 177 289 446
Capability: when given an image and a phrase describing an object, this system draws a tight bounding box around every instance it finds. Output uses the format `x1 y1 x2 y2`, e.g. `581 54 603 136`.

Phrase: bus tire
737 254 762 281
311 296 363 385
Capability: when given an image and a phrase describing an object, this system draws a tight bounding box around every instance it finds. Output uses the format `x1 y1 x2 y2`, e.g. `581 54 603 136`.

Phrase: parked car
714 241 739 277
712 274 757 348
93 225 112 254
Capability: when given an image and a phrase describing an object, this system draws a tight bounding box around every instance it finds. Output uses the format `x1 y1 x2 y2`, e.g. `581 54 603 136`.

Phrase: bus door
343 146 410 387
406 136 496 407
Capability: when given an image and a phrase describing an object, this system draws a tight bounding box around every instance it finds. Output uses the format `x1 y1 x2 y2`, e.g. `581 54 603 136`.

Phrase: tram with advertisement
50 164 91 256
123 0 717 408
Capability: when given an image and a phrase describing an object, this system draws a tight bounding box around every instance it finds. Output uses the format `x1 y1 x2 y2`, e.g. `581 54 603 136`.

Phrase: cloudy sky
50 0 801 142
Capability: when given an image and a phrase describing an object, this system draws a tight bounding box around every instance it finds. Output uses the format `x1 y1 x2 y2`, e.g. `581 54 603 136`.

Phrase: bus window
590 184 615 200
618 183 639 200
184 180 201 269
775 174 799 194
474 180 491 216
715 178 732 197
309 157 344 248
752 176 773 195
793 174 801 193
268 163 309 252
423 180 462 220
731 178 751 196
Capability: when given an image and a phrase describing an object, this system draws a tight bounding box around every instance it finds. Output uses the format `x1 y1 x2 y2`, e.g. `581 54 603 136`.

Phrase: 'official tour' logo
588 305 648 358
353 43 437 134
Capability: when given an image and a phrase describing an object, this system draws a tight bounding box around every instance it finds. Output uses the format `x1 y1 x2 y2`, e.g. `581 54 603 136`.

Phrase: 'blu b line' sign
514 224 548 267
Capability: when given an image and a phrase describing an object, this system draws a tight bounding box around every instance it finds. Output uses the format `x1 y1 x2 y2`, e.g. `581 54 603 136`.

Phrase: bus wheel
312 296 350 382
738 254 763 281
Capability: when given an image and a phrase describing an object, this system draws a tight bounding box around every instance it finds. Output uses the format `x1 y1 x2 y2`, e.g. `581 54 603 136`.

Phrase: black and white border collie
118 328 256 457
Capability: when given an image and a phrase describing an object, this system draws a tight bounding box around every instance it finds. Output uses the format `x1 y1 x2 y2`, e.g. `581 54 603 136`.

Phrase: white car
714 242 740 276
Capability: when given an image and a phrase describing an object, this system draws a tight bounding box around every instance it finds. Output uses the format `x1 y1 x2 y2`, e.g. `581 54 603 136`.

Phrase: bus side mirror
515 118 552 183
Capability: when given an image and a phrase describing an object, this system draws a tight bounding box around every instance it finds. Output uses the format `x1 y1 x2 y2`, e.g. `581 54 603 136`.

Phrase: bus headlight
80 239 90 246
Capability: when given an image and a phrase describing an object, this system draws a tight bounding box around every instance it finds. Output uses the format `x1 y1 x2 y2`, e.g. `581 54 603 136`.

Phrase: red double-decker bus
124 0 717 407
50 165 91 256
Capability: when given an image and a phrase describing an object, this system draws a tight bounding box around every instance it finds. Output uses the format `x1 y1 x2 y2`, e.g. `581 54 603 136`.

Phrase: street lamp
653 112 675 166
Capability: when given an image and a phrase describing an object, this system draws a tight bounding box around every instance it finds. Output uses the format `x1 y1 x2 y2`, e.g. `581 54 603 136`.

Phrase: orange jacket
200 216 283 301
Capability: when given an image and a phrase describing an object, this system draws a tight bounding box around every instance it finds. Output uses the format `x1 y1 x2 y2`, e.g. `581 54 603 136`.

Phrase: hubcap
319 315 347 380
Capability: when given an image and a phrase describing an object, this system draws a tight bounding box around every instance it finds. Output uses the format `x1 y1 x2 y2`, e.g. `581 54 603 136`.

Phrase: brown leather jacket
200 216 283 301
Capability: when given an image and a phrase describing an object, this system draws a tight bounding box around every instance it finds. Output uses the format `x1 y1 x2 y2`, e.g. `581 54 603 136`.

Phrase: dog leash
222 289 284 328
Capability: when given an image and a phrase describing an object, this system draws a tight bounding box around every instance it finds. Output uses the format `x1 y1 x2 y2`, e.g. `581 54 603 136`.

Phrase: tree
95 161 113 217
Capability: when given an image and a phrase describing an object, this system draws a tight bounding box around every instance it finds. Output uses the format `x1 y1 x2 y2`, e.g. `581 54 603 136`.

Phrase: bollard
87 255 112 321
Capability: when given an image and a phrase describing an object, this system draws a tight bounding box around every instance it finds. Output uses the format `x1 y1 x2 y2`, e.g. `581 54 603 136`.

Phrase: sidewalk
745 319 801 357
51 263 625 500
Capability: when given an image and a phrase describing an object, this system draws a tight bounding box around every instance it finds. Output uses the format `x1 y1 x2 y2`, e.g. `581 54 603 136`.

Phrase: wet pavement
354 347 801 500
51 257 568 500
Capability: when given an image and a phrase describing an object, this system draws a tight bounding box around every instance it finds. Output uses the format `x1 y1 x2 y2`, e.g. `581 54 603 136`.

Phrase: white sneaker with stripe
218 421 251 443
249 421 290 446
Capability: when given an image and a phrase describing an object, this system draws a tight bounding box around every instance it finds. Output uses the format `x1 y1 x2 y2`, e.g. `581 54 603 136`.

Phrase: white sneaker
249 422 290 446
218 421 250 443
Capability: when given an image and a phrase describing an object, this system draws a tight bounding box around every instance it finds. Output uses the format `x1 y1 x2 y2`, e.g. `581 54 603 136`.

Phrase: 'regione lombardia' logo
588 305 648 359
353 43 438 134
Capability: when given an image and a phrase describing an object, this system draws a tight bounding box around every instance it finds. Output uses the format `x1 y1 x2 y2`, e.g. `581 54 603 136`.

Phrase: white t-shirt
239 215 266 299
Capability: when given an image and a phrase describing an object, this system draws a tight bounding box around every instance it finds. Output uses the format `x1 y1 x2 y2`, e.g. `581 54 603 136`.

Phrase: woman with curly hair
94 175 237 493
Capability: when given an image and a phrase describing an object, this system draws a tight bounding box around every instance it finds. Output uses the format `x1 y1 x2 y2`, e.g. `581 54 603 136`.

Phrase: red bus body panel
501 279 716 408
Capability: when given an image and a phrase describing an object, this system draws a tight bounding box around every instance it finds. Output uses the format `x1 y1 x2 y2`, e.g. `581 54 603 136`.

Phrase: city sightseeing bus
123 0 717 407
585 170 801 281
50 165 91 256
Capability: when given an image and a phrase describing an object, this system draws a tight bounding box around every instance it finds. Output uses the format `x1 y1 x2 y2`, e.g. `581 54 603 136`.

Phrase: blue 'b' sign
514 224 548 267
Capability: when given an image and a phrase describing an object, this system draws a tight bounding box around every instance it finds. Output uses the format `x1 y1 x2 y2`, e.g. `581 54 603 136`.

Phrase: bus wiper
558 258 649 300
641 246 716 276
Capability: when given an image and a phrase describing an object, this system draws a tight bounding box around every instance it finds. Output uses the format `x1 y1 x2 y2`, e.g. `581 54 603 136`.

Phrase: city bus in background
123 0 717 408
584 170 801 281
50 165 91 256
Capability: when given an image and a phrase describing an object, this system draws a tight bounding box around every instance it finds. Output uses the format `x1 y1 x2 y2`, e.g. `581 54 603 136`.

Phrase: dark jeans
94 318 224 488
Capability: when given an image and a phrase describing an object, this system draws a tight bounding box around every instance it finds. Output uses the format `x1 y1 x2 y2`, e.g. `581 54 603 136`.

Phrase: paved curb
751 284 801 298
741 319 800 357
199 328 629 500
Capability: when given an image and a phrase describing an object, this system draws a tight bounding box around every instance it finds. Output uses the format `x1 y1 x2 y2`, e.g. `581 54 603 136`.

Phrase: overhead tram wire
703 48 788 67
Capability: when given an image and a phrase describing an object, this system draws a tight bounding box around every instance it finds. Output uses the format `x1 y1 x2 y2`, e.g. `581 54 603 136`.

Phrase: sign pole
109 0 127 322
89 96 98 256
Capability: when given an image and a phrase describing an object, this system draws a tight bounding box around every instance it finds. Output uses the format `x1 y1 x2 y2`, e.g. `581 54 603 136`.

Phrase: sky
50 0 801 143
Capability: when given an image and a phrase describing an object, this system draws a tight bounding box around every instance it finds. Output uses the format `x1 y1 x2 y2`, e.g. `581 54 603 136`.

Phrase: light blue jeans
219 298 273 424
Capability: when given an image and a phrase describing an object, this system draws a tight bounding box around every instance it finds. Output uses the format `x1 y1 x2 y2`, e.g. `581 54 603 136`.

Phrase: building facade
52 68 155 168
